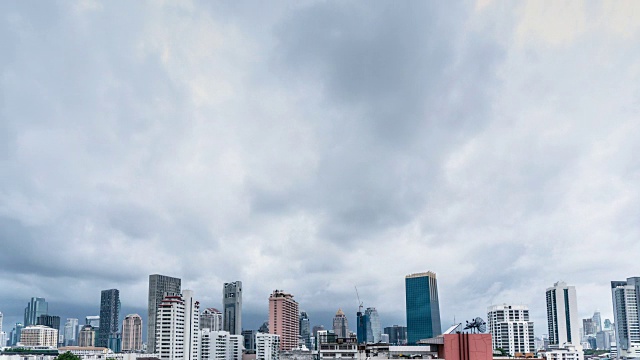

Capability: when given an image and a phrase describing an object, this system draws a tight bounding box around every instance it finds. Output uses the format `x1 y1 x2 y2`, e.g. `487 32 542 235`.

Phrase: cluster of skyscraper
5 273 640 360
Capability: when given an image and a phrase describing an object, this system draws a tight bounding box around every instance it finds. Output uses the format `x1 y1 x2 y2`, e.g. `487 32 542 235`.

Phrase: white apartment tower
156 291 200 360
201 308 223 331
488 304 535 355
546 281 580 347
157 294 185 360
183 290 200 360
611 277 640 359
256 333 280 360
200 329 242 360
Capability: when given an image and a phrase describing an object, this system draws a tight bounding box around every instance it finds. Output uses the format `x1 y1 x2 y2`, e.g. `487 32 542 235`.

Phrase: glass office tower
405 272 441 344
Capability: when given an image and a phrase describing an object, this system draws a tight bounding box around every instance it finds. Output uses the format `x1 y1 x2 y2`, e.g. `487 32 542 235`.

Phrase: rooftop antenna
355 286 363 313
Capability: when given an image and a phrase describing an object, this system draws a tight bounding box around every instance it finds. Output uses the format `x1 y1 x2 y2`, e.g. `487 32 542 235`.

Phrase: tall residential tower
546 281 579 346
148 274 182 353
488 304 535 355
97 289 121 349
269 290 299 351
611 277 640 358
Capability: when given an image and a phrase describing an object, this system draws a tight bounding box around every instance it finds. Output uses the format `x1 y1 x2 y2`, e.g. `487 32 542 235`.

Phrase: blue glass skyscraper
405 272 441 344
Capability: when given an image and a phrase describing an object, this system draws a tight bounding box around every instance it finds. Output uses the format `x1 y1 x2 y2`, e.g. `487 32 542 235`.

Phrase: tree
55 351 82 360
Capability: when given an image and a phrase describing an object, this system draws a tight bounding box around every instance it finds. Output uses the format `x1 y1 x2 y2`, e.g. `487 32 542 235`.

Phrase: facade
332 309 348 338
78 325 96 347
582 318 595 337
64 318 79 346
20 325 58 347
268 290 299 351
36 315 61 332
256 333 280 360
201 308 223 331
242 330 257 352
122 314 143 352
612 277 640 358
86 316 100 328
223 282 242 335
541 344 584 360
405 272 442 344
183 290 200 360
200 329 242 360
384 326 407 345
24 298 48 326
299 311 311 350
98 289 121 349
432 334 493 360
357 309 365 344
157 294 186 360
317 332 357 360
364 308 381 343
487 304 535 355
156 291 200 360
10 323 24 346
148 274 182 354
546 281 580 346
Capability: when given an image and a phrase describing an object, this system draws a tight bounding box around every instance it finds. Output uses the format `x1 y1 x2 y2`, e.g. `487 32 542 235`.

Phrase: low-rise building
20 325 58 347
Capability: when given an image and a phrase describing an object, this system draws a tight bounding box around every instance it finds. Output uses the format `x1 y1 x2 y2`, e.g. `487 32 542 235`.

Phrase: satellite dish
475 317 487 333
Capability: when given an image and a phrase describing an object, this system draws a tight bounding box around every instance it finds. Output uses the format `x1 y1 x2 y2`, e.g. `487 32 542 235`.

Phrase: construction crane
355 286 363 313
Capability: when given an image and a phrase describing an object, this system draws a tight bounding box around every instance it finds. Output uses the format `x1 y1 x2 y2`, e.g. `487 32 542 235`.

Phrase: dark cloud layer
1 0 640 341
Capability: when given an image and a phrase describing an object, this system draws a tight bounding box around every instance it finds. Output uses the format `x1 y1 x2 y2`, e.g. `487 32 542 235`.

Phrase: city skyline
1 1 639 351
0 273 623 345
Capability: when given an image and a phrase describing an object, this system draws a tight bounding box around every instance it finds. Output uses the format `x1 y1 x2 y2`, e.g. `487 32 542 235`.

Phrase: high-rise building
259 321 269 334
24 297 48 326
0 312 3 332
201 308 223 331
356 307 366 344
242 329 257 352
546 281 579 347
223 282 242 335
122 314 143 352
364 308 381 343
582 319 595 337
384 326 407 345
312 325 325 338
611 277 640 358
200 329 242 360
97 289 121 349
268 290 299 351
256 333 280 360
10 323 24 346
156 291 200 360
78 324 96 347
157 294 185 360
86 316 100 328
299 311 311 349
20 325 58 347
36 315 60 332
405 272 442 344
488 304 535 355
183 290 200 360
0 331 7 348
592 311 602 334
148 274 182 354
64 318 79 346
333 309 349 338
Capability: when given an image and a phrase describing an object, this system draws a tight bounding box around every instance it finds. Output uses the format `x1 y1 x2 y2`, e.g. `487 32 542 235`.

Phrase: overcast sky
2 0 640 341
